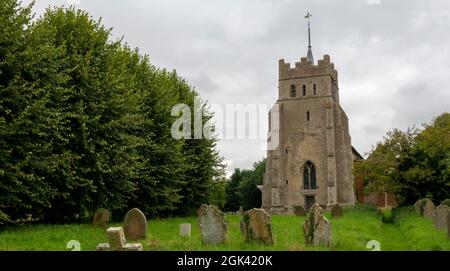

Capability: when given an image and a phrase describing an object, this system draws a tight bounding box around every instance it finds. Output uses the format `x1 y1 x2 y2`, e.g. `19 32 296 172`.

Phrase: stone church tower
261 15 355 213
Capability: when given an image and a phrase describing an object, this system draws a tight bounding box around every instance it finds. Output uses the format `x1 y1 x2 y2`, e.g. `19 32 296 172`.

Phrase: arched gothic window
303 161 317 190
290 85 296 97
313 84 317 95
302 85 306 96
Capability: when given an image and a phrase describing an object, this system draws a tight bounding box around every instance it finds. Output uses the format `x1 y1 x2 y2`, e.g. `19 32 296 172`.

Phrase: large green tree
0 1 225 223
225 159 265 211
355 113 450 206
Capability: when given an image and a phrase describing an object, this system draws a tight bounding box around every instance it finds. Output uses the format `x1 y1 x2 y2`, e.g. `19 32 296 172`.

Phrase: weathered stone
96 227 143 251
293 205 306 216
123 208 147 241
433 205 449 231
197 204 227 244
448 215 450 238
179 223 192 237
92 208 110 227
331 203 343 218
414 199 423 215
303 203 332 247
422 199 435 219
240 208 274 245
107 227 127 250
414 199 435 219
261 54 356 214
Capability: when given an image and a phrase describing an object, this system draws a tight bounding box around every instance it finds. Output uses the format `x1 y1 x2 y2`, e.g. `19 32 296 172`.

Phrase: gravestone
432 205 449 231
92 208 110 227
293 205 306 216
96 227 143 251
331 203 343 218
123 208 147 241
414 199 435 219
240 208 274 245
414 199 423 215
303 203 332 247
179 223 192 237
448 215 450 238
422 199 435 219
197 204 228 244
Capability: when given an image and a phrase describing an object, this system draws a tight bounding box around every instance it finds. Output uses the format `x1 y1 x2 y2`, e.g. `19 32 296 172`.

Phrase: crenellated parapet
279 54 338 82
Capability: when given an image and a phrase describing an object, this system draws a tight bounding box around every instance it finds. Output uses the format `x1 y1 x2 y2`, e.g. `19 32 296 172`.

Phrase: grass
0 207 448 251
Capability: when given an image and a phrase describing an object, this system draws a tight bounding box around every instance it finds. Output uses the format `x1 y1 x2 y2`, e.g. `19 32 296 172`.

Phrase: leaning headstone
432 205 450 231
123 208 147 241
92 208 110 227
303 203 332 247
331 203 343 218
293 205 306 216
197 204 228 244
179 223 192 237
96 227 143 251
240 208 274 245
422 199 435 219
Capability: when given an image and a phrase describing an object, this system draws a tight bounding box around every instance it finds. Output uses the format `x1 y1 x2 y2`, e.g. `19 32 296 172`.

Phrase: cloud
25 0 450 174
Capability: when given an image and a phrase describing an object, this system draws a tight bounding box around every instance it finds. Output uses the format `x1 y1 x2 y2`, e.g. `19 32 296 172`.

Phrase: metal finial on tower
305 12 314 64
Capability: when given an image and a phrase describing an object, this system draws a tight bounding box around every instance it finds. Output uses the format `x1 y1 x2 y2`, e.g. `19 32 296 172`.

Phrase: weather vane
305 12 314 63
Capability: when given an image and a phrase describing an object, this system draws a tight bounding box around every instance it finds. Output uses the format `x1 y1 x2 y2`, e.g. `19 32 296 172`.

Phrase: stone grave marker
92 208 110 227
422 199 435 219
197 204 227 244
96 227 143 251
432 205 449 231
240 208 274 245
123 208 147 241
331 203 343 218
293 205 306 216
303 203 332 247
179 223 192 237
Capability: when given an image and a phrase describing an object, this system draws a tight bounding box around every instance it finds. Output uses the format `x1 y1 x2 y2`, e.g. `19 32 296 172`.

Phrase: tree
225 159 265 211
0 2 226 222
224 168 243 211
354 113 450 206
238 160 265 210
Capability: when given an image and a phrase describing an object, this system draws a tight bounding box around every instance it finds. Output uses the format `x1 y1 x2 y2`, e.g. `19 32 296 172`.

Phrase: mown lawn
0 207 448 251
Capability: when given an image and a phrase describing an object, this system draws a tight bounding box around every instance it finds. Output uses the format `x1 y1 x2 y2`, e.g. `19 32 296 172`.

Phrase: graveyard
1 1 450 257
0 204 448 251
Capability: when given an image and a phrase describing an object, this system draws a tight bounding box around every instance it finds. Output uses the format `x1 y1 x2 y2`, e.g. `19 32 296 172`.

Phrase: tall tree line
0 1 225 223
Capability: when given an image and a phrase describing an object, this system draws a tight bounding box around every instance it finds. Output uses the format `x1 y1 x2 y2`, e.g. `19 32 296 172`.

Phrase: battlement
279 54 338 81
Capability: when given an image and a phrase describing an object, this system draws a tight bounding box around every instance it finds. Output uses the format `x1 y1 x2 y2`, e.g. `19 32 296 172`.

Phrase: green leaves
225 159 265 211
0 1 225 223
355 113 450 206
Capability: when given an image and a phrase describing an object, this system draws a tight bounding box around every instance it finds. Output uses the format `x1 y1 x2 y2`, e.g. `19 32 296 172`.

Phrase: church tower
261 14 355 213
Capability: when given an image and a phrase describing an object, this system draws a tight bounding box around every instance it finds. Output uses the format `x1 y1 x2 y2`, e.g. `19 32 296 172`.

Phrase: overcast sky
26 0 450 175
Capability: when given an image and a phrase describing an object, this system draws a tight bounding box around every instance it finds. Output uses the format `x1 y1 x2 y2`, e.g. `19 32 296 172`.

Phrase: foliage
238 160 265 211
225 159 265 211
0 1 225 223
224 169 242 212
354 113 450 206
